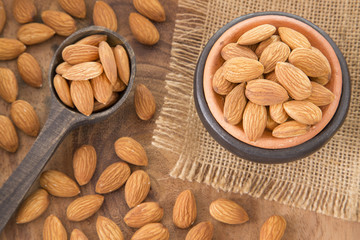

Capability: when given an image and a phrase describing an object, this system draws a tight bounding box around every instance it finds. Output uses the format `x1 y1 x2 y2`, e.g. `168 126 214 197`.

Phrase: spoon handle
0 109 78 231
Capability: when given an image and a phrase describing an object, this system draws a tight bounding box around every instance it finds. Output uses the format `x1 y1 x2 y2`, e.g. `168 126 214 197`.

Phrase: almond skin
10 100 40 137
242 101 267 142
70 80 94 116
221 42 258 60
41 10 77 37
113 77 127 92
73 145 97 186
173 190 197 229
306 81 335 106
0 115 19 153
70 229 88 240
56 62 73 75
223 83 247 125
113 45 130 85
91 73 113 104
17 23 55 45
133 0 166 22
311 74 331 86
255 35 281 57
272 121 310 138
245 79 289 106
278 27 311 50
266 110 278 131
124 202 164 228
66 195 104 221
129 12 160 46
13 0 37 24
63 62 103 81
0 0 6 34
58 0 86 19
96 216 124 240
17 53 43 88
265 71 278 83
43 215 67 240
131 223 169 240
259 41 290 73
237 24 276 45
283 100 322 125
53 74 74 108
75 34 107 46
209 198 249 224
114 137 148 166
0 38 26 60
269 103 288 124
99 41 117 86
93 92 119 112
185 221 214 240
0 67 18 103
95 161 131 194
16 189 49 224
212 66 236 95
134 84 156 120
93 1 118 31
40 170 80 197
63 44 99 65
260 215 286 240
223 57 264 83
125 170 151 208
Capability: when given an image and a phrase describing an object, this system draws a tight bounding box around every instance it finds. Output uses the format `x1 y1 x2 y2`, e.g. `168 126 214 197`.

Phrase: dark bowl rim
194 11 351 164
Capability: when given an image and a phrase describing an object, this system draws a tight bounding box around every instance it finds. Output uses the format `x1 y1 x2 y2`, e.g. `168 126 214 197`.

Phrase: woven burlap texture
153 0 360 221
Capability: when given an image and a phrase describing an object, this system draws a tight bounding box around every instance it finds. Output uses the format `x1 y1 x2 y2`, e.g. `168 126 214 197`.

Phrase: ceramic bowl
194 12 351 163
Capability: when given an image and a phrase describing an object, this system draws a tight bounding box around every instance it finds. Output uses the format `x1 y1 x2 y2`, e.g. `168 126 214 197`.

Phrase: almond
129 12 160 46
237 24 276 45
259 41 290 73
272 121 310 138
242 101 267 141
63 62 103 81
125 170 151 208
16 189 49 224
275 62 312 100
245 79 288 106
94 92 119 112
124 202 164 228
70 80 94 116
73 145 97 186
283 100 322 125
212 66 236 95
66 195 104 221
10 100 40 137
62 44 99 65
209 198 249 224
131 223 169 240
95 161 131 194
265 71 278 83
17 23 55 45
306 81 335 106
260 215 286 240
288 48 330 77
75 34 107 46
185 221 214 240
113 77 127 92
223 57 264 83
311 74 331 86
0 38 26 60
269 103 288 124
311 47 331 74
70 229 88 240
53 74 74 108
0 115 18 153
96 216 124 240
255 35 281 57
58 0 86 19
134 84 156 120
221 42 258 60
13 0 37 24
113 45 130 85
0 0 5 34
173 190 197 229
0 68 18 103
266 110 278 131
40 170 80 197
278 27 311 50
91 73 113 104
17 53 43 88
133 0 166 22
43 215 67 240
42 10 76 37
99 41 117 86
114 137 148 166
93 1 118 31
56 62 73 75
223 83 247 125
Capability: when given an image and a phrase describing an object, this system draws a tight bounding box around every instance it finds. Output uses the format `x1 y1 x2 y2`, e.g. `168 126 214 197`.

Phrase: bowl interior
203 15 342 149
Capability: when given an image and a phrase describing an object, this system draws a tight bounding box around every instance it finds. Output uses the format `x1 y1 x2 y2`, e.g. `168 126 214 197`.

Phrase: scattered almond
17 53 43 88
134 84 156 120
0 67 18 103
0 0 5 34
43 215 67 240
13 0 37 24
289 48 329 77
221 42 258 60
255 35 281 57
0 115 18 153
63 62 103 81
260 215 286 240
209 198 249 224
237 24 276 45
278 27 311 50
245 79 288 106
93 1 118 31
185 221 214 240
91 73 113 104
223 57 264 83
17 23 55 45
124 202 164 228
259 41 290 73
283 100 322 125
113 45 130 85
62 44 99 65
56 62 73 75
212 66 236 95
272 121 310 138
114 137 148 166
40 170 80 197
0 38 26 61
53 74 74 108
269 103 288 124
75 34 107 46
95 161 131 194
173 189 197 229
41 10 77 37
242 101 267 142
73 145 97 186
58 0 86 19
133 0 166 22
70 229 88 240
99 41 117 86
10 100 40 137
223 83 247 125
96 216 124 240
131 223 169 240
125 170 151 208
16 189 49 224
70 80 94 116
66 195 104 221
129 12 160 46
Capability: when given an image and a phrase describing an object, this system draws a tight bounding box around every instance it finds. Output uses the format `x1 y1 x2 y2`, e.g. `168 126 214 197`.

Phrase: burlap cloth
153 0 360 221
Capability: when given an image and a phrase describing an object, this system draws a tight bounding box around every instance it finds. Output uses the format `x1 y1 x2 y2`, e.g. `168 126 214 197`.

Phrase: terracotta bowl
194 12 351 163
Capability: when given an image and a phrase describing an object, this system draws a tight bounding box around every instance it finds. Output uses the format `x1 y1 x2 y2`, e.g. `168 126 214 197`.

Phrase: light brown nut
242 101 267 142
40 170 80 197
212 66 236 95
96 216 124 240
245 79 288 106
185 221 214 240
56 62 73 75
113 77 127 92
13 0 37 24
43 215 67 240
129 12 160 46
209 198 249 224
41 10 76 37
266 110 279 131
272 121 310 138
255 35 281 57
91 73 113 104
221 42 258 60
10 100 40 137
125 170 151 208
124 202 164 228
0 0 6 34
70 80 94 116
113 45 130 85
275 62 312 100
278 27 311 49
63 62 103 81
0 115 18 153
311 47 331 74
58 0 86 19
114 137 148 166
283 100 322 125
173 190 197 229
62 44 99 65
223 83 247 125
17 23 55 45
306 81 335 106
75 34 107 46
70 229 88 240
269 103 288 124
134 84 156 120
73 145 97 186
95 161 131 194
131 223 169 240
53 74 74 108
133 0 166 22
99 41 117 86
259 41 290 73
0 38 26 60
66 195 104 221
17 53 43 88
0 67 18 103
260 215 286 240
237 24 276 45
93 1 117 31
16 189 49 224
223 57 264 83
311 74 331 86
93 92 119 112
265 71 278 83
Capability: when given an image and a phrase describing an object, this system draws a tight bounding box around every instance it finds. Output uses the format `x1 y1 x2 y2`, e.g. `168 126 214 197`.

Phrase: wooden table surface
1 0 359 239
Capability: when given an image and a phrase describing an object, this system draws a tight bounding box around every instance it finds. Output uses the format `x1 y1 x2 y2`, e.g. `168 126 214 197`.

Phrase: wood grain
0 0 359 239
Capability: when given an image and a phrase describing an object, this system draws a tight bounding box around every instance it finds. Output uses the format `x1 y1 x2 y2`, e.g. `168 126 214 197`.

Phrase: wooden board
0 0 359 239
